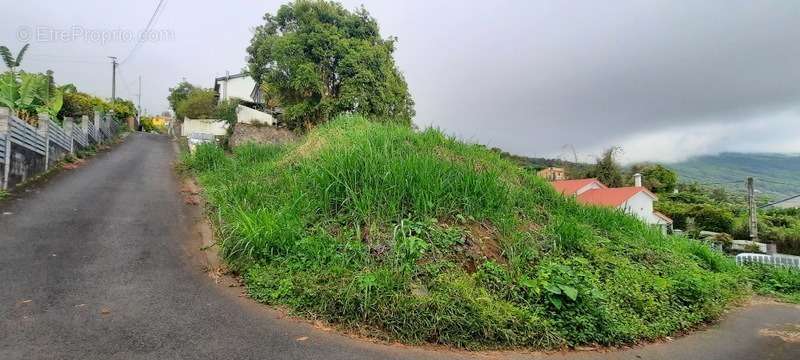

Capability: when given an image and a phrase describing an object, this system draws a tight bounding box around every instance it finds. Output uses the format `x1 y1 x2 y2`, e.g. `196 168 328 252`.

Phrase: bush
184 115 749 349
746 265 800 303
177 89 217 119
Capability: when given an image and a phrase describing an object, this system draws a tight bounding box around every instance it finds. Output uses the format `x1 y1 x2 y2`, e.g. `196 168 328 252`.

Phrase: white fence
0 107 123 190
736 253 800 269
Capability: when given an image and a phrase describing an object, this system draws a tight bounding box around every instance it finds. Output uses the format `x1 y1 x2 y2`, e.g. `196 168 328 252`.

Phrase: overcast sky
3 0 799 163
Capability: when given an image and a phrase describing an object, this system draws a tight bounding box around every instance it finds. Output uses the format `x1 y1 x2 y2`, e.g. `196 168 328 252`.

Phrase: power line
25 58 106 64
116 68 138 96
120 0 167 66
760 194 800 209
759 179 798 186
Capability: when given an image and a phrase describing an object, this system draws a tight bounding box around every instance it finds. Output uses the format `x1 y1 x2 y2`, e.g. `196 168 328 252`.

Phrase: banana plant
0 44 29 72
37 88 63 119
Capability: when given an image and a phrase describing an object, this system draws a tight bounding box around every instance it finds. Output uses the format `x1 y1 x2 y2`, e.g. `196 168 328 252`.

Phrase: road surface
0 133 798 359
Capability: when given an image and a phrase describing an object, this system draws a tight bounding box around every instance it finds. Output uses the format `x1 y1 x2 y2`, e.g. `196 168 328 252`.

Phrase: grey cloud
3 0 799 160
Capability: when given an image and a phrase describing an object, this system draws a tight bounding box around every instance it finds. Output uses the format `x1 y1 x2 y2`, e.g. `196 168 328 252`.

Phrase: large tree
177 88 217 119
628 163 678 193
246 0 414 129
588 147 625 187
167 80 196 120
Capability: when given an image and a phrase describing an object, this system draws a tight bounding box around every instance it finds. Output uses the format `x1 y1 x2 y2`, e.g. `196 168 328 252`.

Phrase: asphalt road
0 133 798 360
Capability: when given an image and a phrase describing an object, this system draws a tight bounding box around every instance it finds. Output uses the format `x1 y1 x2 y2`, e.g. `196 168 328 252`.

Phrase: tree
167 80 196 120
246 0 414 129
588 147 624 187
177 88 217 119
108 99 137 122
628 164 678 193
215 98 239 126
60 91 101 118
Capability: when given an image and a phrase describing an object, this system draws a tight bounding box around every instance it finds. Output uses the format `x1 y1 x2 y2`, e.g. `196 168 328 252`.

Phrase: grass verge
184 115 771 349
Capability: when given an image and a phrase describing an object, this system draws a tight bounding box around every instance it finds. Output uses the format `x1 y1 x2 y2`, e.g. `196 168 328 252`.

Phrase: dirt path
0 133 797 359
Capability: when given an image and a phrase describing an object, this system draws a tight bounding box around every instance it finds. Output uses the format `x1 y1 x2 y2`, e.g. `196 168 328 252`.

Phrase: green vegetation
746 265 800 303
184 115 757 349
654 183 800 256
669 153 800 205
167 81 237 122
140 116 167 133
246 0 414 129
1 43 134 125
167 80 196 120
176 88 217 119
584 147 625 187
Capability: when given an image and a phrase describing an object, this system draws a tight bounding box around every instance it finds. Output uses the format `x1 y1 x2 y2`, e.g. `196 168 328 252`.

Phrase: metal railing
736 253 800 269
48 119 72 152
9 117 47 155
1 110 124 190
0 134 6 162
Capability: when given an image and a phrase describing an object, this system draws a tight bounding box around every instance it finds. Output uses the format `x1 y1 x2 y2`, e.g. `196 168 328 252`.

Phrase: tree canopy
246 0 414 129
177 88 217 119
628 163 678 193
167 81 196 120
587 147 624 187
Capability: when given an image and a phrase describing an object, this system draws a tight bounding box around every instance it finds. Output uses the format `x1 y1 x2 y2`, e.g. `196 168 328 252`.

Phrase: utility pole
108 56 118 104
137 75 142 131
747 177 758 241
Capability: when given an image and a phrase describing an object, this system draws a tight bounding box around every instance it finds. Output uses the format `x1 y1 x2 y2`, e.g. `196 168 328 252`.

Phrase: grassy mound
185 116 748 349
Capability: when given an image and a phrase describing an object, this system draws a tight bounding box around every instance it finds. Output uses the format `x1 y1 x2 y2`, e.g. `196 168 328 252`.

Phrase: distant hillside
667 153 800 206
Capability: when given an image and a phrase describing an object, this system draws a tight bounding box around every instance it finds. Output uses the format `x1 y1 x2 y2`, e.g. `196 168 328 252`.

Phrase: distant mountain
667 153 800 207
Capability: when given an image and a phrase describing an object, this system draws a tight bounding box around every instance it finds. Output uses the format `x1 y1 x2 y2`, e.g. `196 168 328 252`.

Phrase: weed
184 115 754 349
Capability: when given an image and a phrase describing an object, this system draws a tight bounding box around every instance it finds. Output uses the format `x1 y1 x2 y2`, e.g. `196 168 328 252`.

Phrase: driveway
0 133 797 359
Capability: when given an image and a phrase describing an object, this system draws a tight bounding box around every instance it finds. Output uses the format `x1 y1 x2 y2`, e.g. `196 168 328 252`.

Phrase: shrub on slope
187 116 746 349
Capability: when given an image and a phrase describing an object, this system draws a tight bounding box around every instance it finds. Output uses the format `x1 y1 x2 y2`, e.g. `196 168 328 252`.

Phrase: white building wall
618 192 656 224
181 118 228 137
217 76 257 103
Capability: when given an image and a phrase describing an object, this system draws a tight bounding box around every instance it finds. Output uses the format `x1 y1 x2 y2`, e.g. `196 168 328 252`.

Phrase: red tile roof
550 178 605 195
576 187 657 207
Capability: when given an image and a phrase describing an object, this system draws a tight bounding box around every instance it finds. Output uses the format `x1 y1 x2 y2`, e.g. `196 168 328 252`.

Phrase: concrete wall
236 105 275 125
181 118 228 137
6 142 46 188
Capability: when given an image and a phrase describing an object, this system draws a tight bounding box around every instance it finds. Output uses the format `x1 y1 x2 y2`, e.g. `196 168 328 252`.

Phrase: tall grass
185 115 749 349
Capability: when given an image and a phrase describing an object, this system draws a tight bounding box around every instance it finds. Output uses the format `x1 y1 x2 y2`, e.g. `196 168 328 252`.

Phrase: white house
551 175 673 232
214 73 261 104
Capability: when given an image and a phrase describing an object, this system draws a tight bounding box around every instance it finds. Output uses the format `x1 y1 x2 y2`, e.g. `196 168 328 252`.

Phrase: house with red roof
550 175 673 232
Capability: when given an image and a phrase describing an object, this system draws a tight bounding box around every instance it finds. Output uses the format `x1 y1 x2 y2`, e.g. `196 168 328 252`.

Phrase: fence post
93 111 102 143
1 107 10 190
37 114 51 170
63 117 75 154
80 115 89 138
